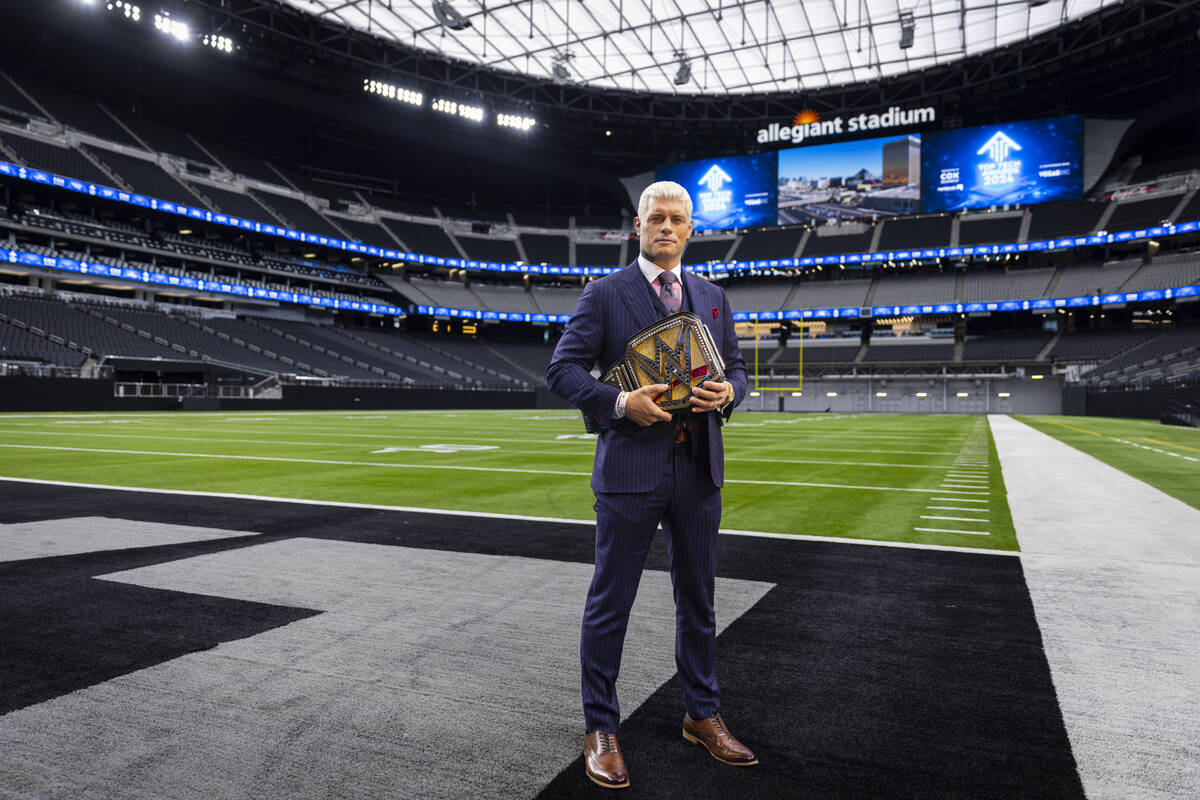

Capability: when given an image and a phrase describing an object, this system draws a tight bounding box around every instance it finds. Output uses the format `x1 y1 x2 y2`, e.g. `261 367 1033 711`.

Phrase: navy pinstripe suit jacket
546 262 748 493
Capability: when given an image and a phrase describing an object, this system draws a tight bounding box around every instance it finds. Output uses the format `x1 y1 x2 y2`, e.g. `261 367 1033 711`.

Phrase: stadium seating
1083 326 1199 384
1 68 1198 398
576 242 623 268
1105 196 1183 232
872 272 957 306
957 214 1023 246
961 334 1051 362
863 341 955 362
0 293 185 360
877 216 952 250
731 228 805 261
1050 329 1159 361
83 147 206 208
682 237 737 263
1 132 114 186
519 233 570 265
800 227 874 257
961 267 1054 303
1123 253 1200 291
457 237 522 263
249 190 347 239
786 279 872 309
1026 199 1106 239
381 218 460 258
1051 259 1143 297
0 312 87 367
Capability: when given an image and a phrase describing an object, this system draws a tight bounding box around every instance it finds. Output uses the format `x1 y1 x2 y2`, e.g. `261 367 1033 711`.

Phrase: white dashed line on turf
913 527 990 536
927 506 989 512
931 497 988 503
921 515 992 523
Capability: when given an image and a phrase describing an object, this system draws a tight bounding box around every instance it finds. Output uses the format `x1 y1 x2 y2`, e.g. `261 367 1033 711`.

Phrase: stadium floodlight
153 12 190 42
105 2 140 21
899 10 915 49
363 78 423 107
432 98 485 122
203 34 234 53
431 0 472 31
497 113 536 131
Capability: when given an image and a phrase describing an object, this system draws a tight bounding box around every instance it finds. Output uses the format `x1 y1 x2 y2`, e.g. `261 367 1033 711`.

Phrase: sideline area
989 414 1200 799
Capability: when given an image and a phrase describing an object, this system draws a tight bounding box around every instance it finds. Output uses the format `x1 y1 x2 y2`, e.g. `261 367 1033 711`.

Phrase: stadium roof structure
278 0 1120 95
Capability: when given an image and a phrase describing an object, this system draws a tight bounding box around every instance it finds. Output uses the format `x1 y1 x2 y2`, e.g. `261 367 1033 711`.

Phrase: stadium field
1016 415 1200 509
0 410 1017 551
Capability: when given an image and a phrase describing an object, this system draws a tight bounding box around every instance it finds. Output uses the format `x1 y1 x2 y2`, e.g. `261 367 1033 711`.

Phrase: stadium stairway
396 332 530 388
240 319 418 383
1036 332 1061 362
326 327 514 387
479 342 544 384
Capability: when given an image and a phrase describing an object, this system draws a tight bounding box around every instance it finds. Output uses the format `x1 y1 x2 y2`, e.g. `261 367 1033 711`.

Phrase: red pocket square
712 307 719 319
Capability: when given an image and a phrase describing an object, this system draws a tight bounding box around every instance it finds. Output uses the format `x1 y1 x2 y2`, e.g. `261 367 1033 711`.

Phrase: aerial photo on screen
776 134 922 225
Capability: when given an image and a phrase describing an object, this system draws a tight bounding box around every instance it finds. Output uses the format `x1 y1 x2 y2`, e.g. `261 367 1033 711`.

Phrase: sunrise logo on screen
792 109 820 126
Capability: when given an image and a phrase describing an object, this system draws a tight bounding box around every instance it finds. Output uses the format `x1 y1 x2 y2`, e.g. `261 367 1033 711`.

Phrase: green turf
0 410 1017 551
1015 415 1200 510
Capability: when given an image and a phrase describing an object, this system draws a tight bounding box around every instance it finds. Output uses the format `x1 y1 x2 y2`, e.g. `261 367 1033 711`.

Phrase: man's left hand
691 380 732 413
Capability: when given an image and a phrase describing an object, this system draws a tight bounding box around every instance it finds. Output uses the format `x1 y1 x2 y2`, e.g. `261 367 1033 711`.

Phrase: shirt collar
637 254 683 286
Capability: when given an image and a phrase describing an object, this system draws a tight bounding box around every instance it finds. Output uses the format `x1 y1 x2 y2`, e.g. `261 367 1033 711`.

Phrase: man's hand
625 384 673 427
691 380 732 413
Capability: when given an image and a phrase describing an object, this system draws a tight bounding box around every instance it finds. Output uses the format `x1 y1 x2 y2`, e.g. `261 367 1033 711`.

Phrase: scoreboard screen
656 152 777 232
920 115 1082 212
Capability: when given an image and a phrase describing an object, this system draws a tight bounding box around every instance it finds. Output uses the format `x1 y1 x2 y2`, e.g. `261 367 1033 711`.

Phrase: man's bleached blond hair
637 180 693 220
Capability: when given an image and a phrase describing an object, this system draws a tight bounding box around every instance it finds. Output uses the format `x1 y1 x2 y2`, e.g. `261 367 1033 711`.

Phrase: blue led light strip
0 247 406 316
2 159 1197 321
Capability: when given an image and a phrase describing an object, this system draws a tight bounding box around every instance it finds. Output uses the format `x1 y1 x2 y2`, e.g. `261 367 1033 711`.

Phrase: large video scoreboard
920 116 1083 212
656 114 1083 231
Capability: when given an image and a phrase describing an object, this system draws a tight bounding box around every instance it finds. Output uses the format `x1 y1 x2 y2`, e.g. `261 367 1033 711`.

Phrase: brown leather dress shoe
584 731 630 789
682 713 759 766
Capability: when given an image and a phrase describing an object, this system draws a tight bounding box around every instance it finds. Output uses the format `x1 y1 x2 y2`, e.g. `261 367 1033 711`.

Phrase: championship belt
583 311 726 433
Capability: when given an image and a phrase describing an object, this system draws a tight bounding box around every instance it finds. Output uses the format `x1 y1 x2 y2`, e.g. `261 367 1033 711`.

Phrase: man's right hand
624 384 672 427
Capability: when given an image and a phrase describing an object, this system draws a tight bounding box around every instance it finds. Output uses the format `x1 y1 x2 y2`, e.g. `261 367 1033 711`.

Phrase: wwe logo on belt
628 325 708 403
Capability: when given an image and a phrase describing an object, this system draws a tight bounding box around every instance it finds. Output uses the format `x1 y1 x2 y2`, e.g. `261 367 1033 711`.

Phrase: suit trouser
581 441 722 733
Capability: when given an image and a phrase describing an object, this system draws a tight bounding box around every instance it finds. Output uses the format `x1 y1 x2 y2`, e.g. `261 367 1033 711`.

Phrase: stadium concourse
0 412 1197 798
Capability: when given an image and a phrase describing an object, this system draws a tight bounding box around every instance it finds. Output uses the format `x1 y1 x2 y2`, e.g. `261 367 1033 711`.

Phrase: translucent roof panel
280 0 1116 96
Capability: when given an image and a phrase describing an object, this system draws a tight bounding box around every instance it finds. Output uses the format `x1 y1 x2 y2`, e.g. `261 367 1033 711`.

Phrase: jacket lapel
614 261 659 331
683 270 718 335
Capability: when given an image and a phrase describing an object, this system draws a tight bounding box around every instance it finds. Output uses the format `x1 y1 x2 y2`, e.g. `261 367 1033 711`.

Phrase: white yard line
920 515 991 523
930 497 988 503
989 414 1200 798
0 444 982 494
0 476 1019 555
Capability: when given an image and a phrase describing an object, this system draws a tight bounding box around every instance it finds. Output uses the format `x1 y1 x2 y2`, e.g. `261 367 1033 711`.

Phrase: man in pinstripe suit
547 181 756 790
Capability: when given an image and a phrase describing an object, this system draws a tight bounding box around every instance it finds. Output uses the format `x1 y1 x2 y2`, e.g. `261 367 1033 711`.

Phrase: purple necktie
657 271 681 314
